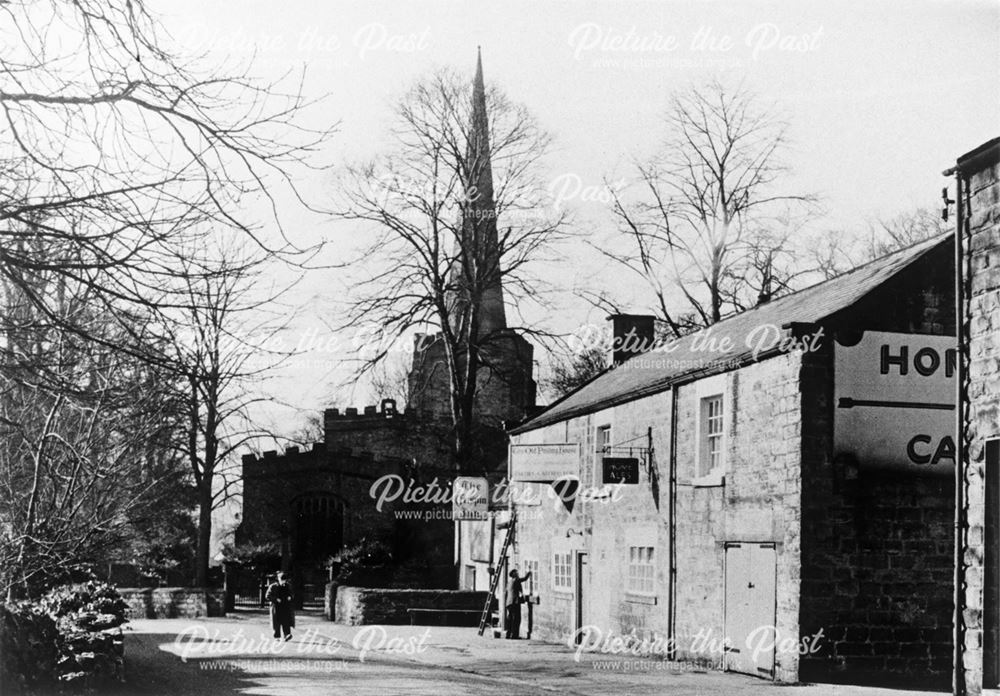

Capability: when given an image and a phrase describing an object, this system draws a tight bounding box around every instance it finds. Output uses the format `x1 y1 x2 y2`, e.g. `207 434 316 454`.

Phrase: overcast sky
153 0 999 436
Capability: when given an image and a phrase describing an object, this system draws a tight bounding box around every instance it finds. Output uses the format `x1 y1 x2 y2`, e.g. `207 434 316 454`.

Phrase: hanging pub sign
509 443 580 482
834 330 956 474
602 457 640 484
452 477 489 521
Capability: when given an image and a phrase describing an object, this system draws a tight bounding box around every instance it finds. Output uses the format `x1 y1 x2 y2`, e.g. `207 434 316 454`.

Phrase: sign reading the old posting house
509 443 580 482
452 477 489 520
834 330 956 474
602 457 640 484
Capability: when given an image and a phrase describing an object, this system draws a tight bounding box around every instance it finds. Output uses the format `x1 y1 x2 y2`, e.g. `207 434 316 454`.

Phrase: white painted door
724 543 777 678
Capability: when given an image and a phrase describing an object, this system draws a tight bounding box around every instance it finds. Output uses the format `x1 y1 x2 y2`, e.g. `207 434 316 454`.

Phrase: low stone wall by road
119 587 226 619
332 586 488 625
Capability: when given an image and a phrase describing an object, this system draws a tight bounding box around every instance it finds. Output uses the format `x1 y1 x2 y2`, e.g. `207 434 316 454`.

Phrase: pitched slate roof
512 233 953 434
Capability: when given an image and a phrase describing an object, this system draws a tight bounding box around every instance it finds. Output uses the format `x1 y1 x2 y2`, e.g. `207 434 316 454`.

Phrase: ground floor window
552 552 572 592
627 546 655 595
522 559 538 594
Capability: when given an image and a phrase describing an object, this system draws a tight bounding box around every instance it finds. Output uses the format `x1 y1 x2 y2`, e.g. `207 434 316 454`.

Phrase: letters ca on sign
833 331 956 474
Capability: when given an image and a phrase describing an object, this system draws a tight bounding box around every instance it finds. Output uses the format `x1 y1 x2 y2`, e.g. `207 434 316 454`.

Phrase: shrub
220 541 281 569
328 538 392 569
0 602 59 695
40 580 129 628
42 582 128 689
327 538 394 587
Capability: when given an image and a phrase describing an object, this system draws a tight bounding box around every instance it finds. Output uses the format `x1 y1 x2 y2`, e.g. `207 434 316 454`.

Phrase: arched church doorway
290 494 344 607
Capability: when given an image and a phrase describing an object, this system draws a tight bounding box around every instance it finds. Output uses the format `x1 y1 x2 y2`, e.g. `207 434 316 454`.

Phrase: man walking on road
505 569 531 639
266 571 294 641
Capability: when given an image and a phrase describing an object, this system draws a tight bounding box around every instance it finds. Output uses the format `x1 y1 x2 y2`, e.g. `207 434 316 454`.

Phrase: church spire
454 47 506 334
467 46 494 211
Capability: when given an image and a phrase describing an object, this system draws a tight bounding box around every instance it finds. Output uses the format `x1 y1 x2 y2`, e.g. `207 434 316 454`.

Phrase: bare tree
806 207 948 280
864 207 948 259
335 63 563 470
286 412 325 449
368 355 412 406
0 0 332 357
544 344 609 401
0 247 186 599
0 0 331 591
604 81 814 334
156 241 297 586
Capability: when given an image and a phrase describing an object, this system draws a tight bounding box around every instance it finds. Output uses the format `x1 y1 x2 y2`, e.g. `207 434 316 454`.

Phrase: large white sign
834 331 956 474
509 443 581 482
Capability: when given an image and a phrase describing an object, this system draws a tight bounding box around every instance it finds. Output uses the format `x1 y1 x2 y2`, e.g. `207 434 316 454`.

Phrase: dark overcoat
265 580 295 631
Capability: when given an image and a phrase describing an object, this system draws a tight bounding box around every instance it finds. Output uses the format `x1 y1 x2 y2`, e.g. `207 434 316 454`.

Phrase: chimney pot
606 314 657 366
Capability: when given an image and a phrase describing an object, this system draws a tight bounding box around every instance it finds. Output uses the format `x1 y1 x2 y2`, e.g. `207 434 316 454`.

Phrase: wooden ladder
477 516 515 636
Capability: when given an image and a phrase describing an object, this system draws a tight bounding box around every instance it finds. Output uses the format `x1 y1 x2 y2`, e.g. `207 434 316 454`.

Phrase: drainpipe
949 168 967 696
668 386 679 661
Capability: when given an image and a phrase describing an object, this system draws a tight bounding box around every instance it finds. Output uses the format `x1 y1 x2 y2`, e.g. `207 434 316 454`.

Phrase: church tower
407 50 536 432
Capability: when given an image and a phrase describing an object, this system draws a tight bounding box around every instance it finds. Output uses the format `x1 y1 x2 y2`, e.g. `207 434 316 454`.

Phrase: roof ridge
515 231 953 435
710 231 952 326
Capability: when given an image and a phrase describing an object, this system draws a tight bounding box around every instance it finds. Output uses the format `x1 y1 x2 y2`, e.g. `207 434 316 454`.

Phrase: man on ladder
477 513 517 637
504 568 531 639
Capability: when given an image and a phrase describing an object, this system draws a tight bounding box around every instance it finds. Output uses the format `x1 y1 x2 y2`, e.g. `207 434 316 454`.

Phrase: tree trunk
195 484 213 587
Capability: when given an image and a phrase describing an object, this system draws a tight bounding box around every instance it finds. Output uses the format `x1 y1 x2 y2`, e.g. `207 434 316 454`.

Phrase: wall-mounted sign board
834 330 955 474
602 457 639 484
509 443 580 482
452 476 489 521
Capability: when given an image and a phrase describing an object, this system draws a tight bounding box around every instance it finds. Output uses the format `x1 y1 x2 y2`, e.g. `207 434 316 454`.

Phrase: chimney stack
607 314 657 366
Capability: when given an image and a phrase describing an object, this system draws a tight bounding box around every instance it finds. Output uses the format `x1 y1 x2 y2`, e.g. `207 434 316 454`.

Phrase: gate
224 563 269 609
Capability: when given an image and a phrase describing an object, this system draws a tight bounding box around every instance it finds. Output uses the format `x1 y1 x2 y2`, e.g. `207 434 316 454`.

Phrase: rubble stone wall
118 587 226 619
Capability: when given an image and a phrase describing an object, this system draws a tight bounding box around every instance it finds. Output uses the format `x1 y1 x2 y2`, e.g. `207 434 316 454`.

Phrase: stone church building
235 52 537 598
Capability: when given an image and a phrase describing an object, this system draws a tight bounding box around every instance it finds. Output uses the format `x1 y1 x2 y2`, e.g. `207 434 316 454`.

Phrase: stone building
496 235 956 686
235 52 537 596
238 403 456 596
953 135 1000 695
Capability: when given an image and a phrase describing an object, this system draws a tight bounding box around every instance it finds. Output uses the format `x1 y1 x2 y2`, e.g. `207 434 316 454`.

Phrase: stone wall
799 344 954 686
333 586 490 625
119 588 226 619
323 404 452 470
799 251 956 687
960 137 1000 695
511 389 672 648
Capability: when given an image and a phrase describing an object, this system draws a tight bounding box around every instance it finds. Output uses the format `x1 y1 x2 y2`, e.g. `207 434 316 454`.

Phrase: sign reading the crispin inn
509 443 580 482
834 330 956 474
